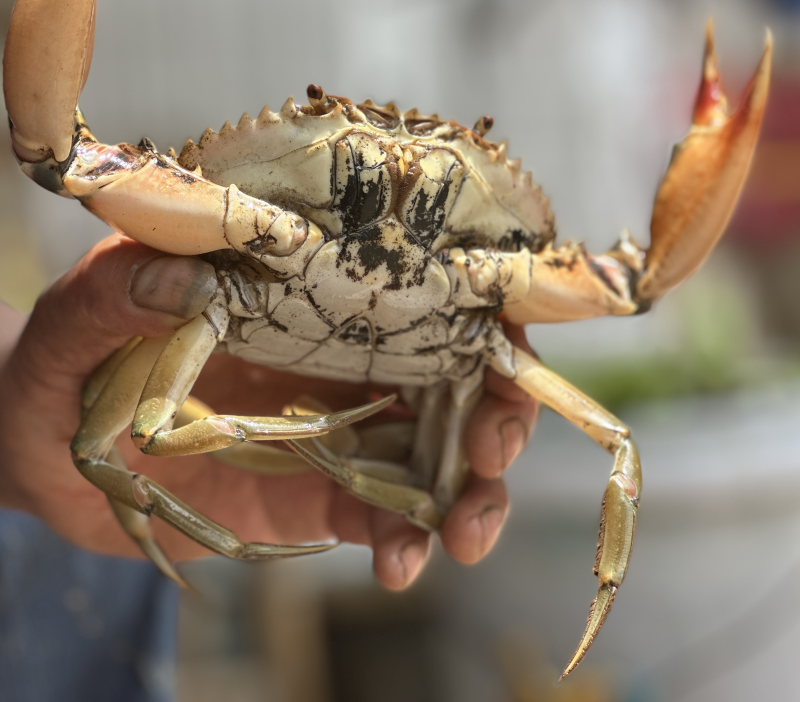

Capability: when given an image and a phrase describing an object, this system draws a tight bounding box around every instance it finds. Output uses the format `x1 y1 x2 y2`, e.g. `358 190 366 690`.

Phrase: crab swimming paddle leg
489 348 641 680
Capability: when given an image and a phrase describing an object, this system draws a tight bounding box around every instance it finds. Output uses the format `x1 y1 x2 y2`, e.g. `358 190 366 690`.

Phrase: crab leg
432 369 485 509
488 348 640 680
173 397 312 476
81 337 144 411
105 446 191 589
186 393 442 526
501 24 772 324
80 336 190 585
73 295 393 580
72 334 336 583
286 437 444 531
280 402 442 531
180 395 419 477
130 295 395 457
81 336 189 585
282 373 482 530
408 383 449 489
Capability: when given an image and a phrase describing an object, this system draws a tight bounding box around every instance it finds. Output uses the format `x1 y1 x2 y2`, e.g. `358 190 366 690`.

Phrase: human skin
0 233 538 590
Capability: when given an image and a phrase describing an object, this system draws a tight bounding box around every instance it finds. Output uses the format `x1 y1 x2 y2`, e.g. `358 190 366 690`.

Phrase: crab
3 0 771 678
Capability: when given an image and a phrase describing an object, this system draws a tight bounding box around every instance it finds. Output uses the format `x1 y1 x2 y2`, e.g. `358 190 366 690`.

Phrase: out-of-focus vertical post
256 560 332 702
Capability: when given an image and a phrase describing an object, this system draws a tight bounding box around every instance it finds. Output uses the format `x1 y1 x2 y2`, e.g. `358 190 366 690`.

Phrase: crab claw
636 21 772 304
3 0 97 163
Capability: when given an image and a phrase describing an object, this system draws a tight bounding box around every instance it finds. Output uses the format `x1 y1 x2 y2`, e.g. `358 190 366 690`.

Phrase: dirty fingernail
399 541 427 587
500 418 527 469
130 256 217 319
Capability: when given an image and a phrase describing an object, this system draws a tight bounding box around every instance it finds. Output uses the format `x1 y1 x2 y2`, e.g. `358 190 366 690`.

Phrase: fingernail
472 505 505 557
130 256 217 319
500 418 526 469
399 541 427 587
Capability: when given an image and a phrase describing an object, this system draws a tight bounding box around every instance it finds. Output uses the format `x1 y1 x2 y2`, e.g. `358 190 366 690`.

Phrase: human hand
0 234 538 590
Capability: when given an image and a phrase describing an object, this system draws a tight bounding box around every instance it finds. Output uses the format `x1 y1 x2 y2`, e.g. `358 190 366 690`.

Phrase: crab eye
306 84 324 101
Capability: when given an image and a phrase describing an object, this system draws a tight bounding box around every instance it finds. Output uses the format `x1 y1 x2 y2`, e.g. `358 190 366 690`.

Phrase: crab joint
503 243 638 324
225 186 326 278
442 247 532 308
131 475 154 514
224 184 308 257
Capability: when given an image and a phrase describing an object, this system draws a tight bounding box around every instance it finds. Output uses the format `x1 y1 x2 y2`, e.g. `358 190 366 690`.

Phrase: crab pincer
636 20 772 305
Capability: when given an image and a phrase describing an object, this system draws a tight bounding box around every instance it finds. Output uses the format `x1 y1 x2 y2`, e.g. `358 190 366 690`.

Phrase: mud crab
3 0 771 678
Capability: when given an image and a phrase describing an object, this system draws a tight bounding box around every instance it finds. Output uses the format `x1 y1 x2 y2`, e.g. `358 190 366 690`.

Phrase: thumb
13 234 217 397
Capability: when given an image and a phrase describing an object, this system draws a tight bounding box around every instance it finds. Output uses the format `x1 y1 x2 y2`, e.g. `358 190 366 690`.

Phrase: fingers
465 323 538 479
15 234 217 396
370 509 431 590
328 476 509 579
328 477 508 583
327 487 431 590
358 323 532 574
440 474 509 564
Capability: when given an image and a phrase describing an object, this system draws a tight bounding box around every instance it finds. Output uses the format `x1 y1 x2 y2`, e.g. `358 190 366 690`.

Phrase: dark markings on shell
498 229 529 253
406 166 455 248
333 134 397 232
336 319 372 345
336 225 409 291
80 141 140 179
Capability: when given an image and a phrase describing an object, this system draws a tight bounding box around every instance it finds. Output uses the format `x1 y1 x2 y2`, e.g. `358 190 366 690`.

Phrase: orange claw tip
741 27 774 120
692 19 727 127
693 23 773 130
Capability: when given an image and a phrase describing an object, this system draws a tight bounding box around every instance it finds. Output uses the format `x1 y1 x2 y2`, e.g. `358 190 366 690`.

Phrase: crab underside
3 0 771 678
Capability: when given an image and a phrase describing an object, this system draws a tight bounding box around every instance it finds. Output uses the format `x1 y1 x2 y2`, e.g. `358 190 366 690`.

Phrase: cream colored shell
173 95 554 386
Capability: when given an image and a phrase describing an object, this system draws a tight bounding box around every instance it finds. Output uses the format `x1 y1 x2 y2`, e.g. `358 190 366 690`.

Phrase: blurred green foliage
546 250 800 412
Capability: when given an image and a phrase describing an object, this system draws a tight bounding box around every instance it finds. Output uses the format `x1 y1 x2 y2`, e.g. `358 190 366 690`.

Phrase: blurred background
3 0 800 700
